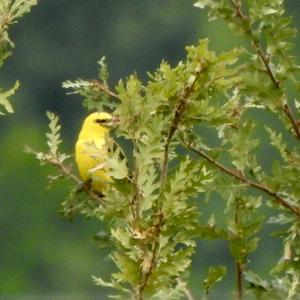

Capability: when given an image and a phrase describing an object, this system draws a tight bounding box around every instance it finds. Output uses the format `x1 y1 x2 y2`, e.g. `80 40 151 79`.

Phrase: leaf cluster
193 0 300 298
0 0 37 115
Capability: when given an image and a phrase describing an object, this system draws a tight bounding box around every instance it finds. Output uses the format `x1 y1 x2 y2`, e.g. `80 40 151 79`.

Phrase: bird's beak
107 115 120 128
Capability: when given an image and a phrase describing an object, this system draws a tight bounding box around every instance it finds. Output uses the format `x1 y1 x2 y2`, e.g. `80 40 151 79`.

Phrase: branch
131 138 141 222
52 160 81 184
236 261 243 300
139 74 200 296
92 80 119 100
48 158 106 206
229 0 300 140
234 204 244 300
283 104 300 140
229 0 279 89
160 75 199 188
138 212 163 296
184 141 300 217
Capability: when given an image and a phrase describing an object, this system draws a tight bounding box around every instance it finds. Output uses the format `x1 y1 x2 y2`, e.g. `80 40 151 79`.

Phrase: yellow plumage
75 112 113 192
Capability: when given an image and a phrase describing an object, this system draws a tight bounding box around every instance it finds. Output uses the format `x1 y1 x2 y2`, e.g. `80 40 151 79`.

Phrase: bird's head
80 112 119 136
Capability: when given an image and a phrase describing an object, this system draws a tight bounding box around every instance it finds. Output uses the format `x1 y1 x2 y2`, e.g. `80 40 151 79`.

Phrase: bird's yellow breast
75 112 113 192
75 137 111 191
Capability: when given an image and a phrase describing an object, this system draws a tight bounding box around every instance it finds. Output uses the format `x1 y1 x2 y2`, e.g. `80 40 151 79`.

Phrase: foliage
30 0 300 299
0 0 37 114
203 266 226 297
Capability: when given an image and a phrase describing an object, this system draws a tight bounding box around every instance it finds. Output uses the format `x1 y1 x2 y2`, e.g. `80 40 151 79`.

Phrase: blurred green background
1 1 300 299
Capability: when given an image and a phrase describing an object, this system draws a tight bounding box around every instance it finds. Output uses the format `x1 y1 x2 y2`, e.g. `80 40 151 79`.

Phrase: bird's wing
75 137 108 181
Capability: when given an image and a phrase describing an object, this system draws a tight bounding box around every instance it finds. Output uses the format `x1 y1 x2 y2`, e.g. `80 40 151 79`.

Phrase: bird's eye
95 119 108 124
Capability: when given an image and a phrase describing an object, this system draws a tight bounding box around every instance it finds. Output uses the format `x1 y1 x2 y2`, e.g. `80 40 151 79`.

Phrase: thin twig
160 75 199 188
138 212 163 296
236 261 243 300
234 203 243 300
229 0 279 88
139 73 201 296
283 104 300 140
92 80 119 100
49 159 106 205
129 122 144 299
184 142 300 217
53 160 81 184
229 0 300 140
131 136 141 221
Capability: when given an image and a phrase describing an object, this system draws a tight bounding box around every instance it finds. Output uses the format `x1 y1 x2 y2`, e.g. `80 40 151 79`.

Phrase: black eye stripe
95 118 108 124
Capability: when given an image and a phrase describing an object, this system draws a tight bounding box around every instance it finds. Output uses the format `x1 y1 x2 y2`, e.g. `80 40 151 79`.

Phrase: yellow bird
75 112 114 193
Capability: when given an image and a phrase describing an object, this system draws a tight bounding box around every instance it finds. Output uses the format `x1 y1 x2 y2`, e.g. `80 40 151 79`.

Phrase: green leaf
152 280 186 300
229 237 260 262
193 0 214 9
111 227 131 249
63 78 116 111
0 80 19 115
261 7 278 15
111 253 140 285
245 270 269 290
98 56 109 84
46 111 62 158
197 224 227 240
92 275 131 295
10 0 38 19
155 247 194 278
203 266 226 295
106 147 128 179
93 276 115 288
268 214 295 225
92 231 113 249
